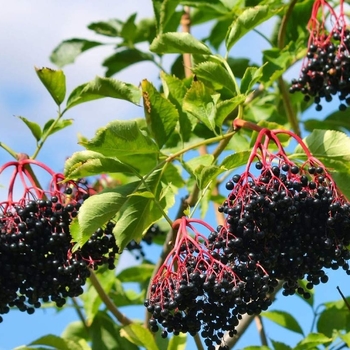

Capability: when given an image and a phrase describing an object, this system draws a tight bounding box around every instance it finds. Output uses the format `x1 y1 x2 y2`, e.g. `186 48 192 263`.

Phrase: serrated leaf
152 0 181 33
111 279 145 307
141 80 178 148
88 19 123 37
262 310 304 335
304 110 350 133
35 67 66 106
240 64 266 94
294 333 332 350
120 324 159 350
150 32 211 54
167 333 187 350
186 154 214 176
198 165 226 190
79 119 159 174
73 182 139 247
215 95 246 127
192 61 238 96
29 334 83 350
42 118 73 139
66 76 141 110
117 264 155 283
220 151 251 170
103 49 154 77
227 57 257 79
242 347 271 350
183 80 219 133
339 331 350 347
226 5 282 51
294 130 350 161
61 321 88 341
50 39 103 67
18 116 42 142
112 170 174 250
64 150 137 179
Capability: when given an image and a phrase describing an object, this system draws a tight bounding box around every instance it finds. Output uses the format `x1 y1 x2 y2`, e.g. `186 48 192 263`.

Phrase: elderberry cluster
145 218 275 349
0 194 118 321
219 161 350 298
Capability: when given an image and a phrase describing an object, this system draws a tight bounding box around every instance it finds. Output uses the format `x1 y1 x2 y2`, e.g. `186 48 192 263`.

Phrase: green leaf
111 279 146 307
167 333 187 350
240 64 266 94
270 340 292 350
141 79 178 148
186 154 214 176
226 5 282 51
103 49 154 77
261 44 296 88
262 310 304 335
339 331 350 347
73 182 139 247
64 151 137 179
90 312 138 350
117 264 155 283
220 151 251 170
120 324 159 350
18 116 42 142
42 118 73 139
120 13 137 44
88 19 123 37
112 170 174 250
294 130 350 161
35 67 66 106
79 119 159 174
81 268 117 324
215 95 246 127
66 76 141 110
152 0 181 33
294 333 332 350
29 334 84 350
198 165 226 190
61 321 88 341
192 61 238 96
304 109 350 133
160 71 194 141
227 57 257 79
150 32 211 54
317 306 350 337
242 347 271 350
183 80 219 133
50 39 103 67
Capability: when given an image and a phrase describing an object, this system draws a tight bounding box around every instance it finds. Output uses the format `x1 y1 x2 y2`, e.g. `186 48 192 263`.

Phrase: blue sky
0 2 350 350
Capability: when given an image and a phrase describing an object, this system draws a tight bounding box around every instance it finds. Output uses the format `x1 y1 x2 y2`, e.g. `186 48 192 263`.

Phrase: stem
277 0 300 137
181 6 192 79
255 315 268 346
71 297 90 335
89 269 132 325
337 286 350 311
194 333 205 350
31 107 66 159
0 142 17 159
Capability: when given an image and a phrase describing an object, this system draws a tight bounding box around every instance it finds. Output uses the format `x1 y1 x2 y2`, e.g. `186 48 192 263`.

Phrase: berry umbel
290 0 350 111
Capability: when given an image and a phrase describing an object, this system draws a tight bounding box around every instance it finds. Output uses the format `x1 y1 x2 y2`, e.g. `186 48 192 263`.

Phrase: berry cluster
290 0 350 111
145 217 274 349
0 159 118 321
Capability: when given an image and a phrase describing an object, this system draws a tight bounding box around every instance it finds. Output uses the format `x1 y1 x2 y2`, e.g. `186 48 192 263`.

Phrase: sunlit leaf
167 333 187 350
66 76 141 110
35 67 66 106
88 19 123 37
117 264 155 283
18 116 42 142
41 118 73 139
120 324 159 350
294 333 332 350
261 310 304 335
150 32 211 54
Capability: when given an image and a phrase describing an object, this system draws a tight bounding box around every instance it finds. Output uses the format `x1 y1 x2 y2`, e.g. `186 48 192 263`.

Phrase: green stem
89 269 132 325
277 0 300 136
31 107 67 159
253 28 274 46
0 142 18 159
71 297 90 335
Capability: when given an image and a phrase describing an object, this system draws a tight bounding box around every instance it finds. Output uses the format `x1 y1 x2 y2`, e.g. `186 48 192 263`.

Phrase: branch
255 315 268 346
89 269 132 325
181 6 192 78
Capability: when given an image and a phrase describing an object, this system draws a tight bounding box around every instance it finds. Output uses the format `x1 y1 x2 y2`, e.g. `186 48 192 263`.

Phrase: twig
194 333 205 350
277 0 300 137
89 269 132 325
181 6 192 78
71 297 90 335
337 286 350 312
255 315 268 346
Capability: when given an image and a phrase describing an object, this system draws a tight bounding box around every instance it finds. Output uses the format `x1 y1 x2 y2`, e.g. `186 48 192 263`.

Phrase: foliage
2 0 350 349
